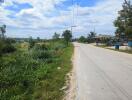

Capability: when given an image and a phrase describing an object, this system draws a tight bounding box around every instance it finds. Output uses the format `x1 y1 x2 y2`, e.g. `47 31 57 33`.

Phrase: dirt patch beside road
63 50 76 100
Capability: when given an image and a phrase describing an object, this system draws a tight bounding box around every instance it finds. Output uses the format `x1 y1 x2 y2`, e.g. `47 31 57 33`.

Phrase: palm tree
0 25 6 39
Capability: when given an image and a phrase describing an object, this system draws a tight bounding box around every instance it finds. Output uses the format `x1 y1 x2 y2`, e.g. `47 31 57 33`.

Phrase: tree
62 30 72 46
87 31 96 43
52 32 60 40
78 36 87 43
29 36 35 49
37 37 40 42
114 0 132 40
89 31 96 38
0 25 6 39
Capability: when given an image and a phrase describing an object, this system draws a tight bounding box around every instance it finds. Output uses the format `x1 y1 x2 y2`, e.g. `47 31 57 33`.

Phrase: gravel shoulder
63 48 76 100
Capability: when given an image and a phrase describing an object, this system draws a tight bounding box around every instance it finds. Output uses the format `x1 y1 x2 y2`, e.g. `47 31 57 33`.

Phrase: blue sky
0 0 127 38
5 2 33 13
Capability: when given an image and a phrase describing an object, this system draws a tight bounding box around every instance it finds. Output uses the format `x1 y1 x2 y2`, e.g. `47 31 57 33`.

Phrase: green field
0 40 73 100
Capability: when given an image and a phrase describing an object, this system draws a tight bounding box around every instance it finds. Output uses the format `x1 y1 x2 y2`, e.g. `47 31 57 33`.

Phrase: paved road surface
73 43 132 100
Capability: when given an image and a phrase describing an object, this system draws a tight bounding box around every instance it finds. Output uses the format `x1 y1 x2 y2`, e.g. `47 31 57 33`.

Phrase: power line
72 0 75 26
72 0 79 26
76 0 80 26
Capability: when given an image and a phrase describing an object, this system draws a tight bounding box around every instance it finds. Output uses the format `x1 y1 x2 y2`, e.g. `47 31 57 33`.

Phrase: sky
0 0 130 38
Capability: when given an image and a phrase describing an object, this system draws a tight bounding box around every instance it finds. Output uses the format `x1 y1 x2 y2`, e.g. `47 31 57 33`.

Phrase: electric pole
71 25 77 34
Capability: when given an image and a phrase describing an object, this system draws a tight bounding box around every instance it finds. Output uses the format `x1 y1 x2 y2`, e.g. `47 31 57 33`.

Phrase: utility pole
71 25 77 34
70 0 77 35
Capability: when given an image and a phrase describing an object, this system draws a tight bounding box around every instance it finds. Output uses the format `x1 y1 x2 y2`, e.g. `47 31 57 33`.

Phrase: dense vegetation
0 40 73 100
0 38 16 56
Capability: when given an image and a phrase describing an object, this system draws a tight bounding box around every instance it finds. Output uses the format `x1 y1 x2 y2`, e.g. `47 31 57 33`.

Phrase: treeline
77 31 96 43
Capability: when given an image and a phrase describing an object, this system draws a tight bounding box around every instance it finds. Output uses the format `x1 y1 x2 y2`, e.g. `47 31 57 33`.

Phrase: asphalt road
73 43 132 100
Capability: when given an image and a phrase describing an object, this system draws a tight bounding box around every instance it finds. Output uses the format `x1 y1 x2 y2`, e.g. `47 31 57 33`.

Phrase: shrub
2 44 16 53
53 44 66 51
4 38 16 44
0 38 16 55
30 44 54 63
29 37 35 49
34 44 49 51
0 40 3 56
32 50 52 60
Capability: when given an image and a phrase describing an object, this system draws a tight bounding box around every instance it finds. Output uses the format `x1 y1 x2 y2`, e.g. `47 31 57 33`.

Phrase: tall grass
0 40 73 100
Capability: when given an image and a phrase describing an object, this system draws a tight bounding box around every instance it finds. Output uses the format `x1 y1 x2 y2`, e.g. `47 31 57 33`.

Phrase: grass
108 48 132 54
0 40 74 100
96 45 108 48
33 43 74 100
95 44 132 54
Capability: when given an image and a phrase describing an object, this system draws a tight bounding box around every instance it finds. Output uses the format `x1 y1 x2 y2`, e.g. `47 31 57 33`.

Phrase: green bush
34 44 49 51
2 44 16 53
0 38 16 55
53 44 66 51
4 38 16 44
31 50 52 60
31 44 53 63
28 37 35 49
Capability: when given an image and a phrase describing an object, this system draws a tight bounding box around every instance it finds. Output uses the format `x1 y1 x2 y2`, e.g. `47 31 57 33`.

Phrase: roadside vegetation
95 43 132 54
108 48 132 54
0 29 73 100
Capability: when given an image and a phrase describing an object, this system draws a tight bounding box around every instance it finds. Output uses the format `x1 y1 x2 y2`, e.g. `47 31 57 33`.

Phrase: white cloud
0 0 129 38
73 0 124 36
